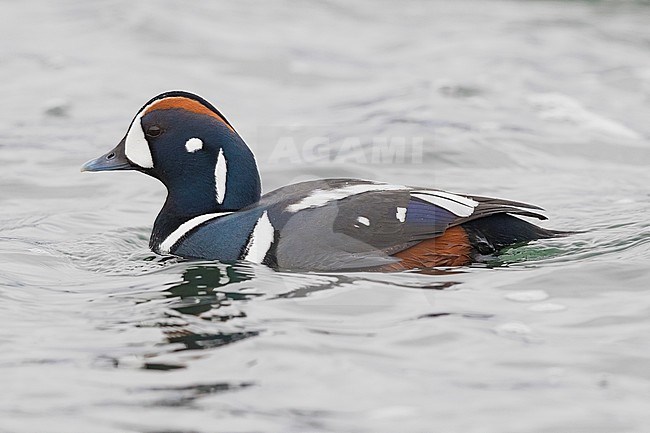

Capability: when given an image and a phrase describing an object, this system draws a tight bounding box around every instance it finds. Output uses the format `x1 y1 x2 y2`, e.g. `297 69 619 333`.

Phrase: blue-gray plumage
81 91 565 272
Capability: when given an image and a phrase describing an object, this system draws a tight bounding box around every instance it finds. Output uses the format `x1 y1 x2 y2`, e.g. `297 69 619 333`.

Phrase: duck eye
146 125 162 138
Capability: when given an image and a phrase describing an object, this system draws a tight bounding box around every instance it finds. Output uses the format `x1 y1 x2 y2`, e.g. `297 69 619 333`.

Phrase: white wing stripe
411 190 479 207
287 183 405 212
411 193 475 217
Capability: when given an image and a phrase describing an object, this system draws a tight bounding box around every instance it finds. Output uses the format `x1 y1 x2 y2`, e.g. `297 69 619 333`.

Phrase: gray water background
2 1 650 432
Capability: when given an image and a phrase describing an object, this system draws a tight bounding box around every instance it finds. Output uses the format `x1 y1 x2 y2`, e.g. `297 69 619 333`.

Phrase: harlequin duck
81 91 561 272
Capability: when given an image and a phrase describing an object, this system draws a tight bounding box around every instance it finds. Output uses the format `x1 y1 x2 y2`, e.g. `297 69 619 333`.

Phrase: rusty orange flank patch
383 226 473 271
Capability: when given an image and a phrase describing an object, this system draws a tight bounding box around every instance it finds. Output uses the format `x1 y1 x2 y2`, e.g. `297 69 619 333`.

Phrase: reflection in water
165 263 258 316
157 263 464 356
164 327 259 352
97 262 466 373
105 259 471 375
140 382 255 407
161 263 260 353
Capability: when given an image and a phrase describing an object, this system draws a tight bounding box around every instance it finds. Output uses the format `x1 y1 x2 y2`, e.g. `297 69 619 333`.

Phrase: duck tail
462 214 569 256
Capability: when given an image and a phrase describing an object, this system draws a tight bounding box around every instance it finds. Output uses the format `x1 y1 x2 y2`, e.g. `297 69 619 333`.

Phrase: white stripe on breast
242 211 275 263
159 212 232 254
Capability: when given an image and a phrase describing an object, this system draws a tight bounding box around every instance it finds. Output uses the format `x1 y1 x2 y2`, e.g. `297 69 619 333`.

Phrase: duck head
82 91 262 215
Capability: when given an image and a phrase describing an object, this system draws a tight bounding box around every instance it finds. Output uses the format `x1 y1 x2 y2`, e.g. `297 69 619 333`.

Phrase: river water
2 1 650 432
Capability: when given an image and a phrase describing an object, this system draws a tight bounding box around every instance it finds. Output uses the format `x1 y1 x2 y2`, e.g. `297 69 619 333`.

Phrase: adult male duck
82 91 560 272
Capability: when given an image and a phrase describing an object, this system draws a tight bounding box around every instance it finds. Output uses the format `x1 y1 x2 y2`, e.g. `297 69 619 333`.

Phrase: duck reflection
162 263 260 351
165 263 257 316
157 261 464 354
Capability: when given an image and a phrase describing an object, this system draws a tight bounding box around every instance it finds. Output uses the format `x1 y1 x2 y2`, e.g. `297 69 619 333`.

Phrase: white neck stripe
159 212 233 254
215 148 227 204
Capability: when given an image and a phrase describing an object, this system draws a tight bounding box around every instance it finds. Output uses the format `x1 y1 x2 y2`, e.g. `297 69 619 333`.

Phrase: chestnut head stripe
144 97 234 132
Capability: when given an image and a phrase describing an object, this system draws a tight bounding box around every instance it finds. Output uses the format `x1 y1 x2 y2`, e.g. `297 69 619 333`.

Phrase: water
2 1 650 431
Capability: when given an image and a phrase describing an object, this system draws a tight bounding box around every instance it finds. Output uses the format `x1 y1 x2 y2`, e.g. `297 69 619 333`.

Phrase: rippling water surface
2 1 650 432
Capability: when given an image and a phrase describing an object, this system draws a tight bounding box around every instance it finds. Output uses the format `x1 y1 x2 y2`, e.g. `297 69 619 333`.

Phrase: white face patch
287 183 406 213
215 148 227 205
185 137 203 153
396 207 407 222
124 101 158 169
357 216 370 226
411 191 479 217
242 211 274 263
158 212 233 254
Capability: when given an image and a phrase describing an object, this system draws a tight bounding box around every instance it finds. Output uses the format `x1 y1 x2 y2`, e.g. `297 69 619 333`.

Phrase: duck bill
81 138 135 172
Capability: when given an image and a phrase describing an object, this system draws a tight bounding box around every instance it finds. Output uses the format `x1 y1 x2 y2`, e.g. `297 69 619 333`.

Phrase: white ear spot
357 216 370 226
215 148 227 204
185 138 203 153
